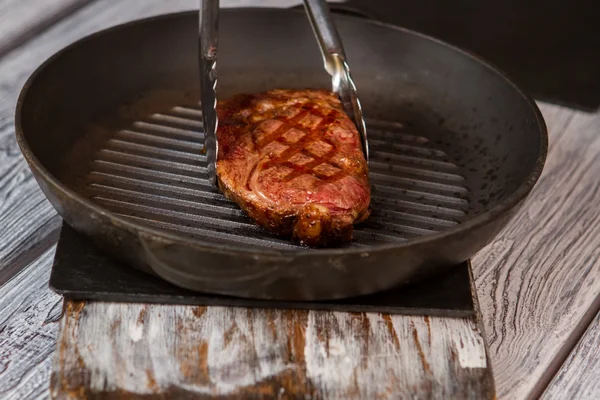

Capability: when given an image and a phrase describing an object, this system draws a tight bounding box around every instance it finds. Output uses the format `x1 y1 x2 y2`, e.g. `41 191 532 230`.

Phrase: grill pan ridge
15 9 547 300
86 105 470 250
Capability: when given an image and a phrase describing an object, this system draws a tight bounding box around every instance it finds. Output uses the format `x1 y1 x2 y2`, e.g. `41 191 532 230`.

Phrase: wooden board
51 299 493 399
472 104 600 399
0 247 62 400
542 311 600 399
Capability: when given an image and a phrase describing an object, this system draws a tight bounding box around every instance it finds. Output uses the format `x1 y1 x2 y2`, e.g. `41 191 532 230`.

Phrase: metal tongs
199 0 369 186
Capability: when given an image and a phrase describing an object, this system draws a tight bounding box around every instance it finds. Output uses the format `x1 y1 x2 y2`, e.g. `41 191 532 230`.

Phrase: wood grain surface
472 103 600 399
52 301 493 399
0 0 599 399
542 311 600 399
0 0 91 57
0 247 62 400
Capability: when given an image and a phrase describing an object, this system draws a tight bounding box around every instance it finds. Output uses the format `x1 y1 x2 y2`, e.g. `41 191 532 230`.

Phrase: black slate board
50 224 475 317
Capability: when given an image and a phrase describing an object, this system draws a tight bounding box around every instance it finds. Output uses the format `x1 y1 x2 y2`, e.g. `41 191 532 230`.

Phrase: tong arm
199 0 219 186
303 0 369 161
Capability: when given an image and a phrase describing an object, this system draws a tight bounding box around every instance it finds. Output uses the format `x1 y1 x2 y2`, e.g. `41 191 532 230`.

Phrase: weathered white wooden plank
542 311 600 399
52 301 493 399
0 0 90 57
473 105 600 399
0 247 61 400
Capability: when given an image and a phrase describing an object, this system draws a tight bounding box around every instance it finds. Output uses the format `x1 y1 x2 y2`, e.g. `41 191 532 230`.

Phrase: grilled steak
216 89 371 246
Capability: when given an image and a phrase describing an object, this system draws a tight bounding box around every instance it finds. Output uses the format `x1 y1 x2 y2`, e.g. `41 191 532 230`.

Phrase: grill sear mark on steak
216 89 371 247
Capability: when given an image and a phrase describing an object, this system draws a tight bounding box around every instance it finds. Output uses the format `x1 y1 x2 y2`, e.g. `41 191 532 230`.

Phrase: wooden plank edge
469 260 497 398
0 246 62 400
541 311 600 399
530 293 600 399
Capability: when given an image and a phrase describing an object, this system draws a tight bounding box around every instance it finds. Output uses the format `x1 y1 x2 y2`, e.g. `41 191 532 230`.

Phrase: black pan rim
15 8 548 259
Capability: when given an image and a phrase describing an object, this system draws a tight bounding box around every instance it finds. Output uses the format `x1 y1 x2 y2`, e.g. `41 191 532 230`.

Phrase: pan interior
20 10 543 251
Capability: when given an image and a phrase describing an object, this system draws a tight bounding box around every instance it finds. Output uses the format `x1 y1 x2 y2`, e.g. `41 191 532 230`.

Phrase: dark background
326 0 599 111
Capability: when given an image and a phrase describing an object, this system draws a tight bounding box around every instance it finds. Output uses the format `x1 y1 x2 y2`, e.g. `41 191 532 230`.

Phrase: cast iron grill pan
15 9 547 300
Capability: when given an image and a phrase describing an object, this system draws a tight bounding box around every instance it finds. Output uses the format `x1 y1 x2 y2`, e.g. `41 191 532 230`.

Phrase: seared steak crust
216 89 371 246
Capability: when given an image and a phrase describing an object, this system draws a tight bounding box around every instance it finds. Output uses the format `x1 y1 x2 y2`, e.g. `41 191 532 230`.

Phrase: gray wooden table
1 0 599 399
